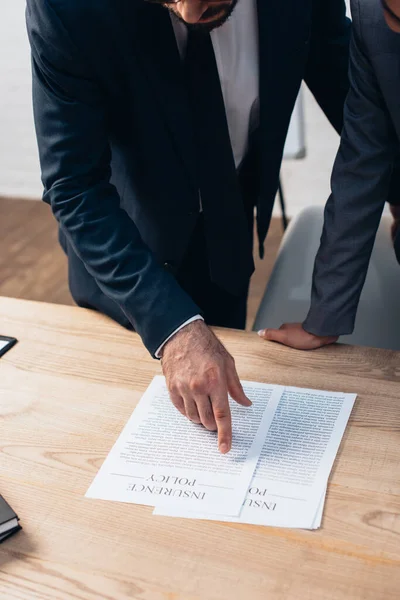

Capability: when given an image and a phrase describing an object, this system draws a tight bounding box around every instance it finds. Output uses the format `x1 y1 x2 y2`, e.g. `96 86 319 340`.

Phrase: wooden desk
1 297 399 600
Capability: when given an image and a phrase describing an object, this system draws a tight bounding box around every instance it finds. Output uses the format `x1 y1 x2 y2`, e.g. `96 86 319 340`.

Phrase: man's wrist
301 322 321 338
156 315 204 358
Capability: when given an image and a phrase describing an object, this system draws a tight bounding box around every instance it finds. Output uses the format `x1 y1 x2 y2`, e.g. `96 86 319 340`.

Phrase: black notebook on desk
0 495 21 543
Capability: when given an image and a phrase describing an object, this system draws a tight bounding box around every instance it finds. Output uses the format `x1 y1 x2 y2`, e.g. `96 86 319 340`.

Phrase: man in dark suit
27 0 350 452
261 0 400 351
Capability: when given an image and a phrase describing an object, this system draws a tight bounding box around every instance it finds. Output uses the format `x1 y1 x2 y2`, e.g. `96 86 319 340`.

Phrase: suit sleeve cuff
155 315 204 358
302 313 354 338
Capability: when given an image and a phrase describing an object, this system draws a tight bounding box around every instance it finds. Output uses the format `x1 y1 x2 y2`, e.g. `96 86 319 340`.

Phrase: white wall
0 0 351 214
0 0 42 199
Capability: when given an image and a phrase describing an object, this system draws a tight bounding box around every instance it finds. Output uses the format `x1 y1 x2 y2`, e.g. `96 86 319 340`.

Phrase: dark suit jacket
26 0 350 356
304 0 400 338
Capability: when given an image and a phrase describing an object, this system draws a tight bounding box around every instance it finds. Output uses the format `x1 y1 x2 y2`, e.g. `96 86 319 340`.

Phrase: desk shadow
329 399 358 482
0 529 37 568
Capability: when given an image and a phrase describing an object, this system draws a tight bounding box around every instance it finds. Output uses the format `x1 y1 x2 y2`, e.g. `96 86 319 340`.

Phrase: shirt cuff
155 315 204 358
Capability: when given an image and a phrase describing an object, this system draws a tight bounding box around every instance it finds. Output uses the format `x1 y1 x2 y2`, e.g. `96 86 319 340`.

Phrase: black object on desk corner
0 335 18 358
0 495 22 543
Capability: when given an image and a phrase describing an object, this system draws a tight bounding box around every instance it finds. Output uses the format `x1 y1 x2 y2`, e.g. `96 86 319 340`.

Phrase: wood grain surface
0 296 400 600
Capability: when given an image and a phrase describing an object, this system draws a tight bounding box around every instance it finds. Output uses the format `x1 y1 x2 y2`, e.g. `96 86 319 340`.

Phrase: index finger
210 381 232 454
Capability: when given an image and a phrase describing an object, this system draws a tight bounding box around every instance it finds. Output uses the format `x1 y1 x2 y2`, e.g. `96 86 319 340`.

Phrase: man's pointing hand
161 320 252 454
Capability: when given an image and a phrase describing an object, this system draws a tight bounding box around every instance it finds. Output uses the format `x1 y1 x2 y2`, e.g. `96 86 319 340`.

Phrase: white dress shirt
156 0 260 357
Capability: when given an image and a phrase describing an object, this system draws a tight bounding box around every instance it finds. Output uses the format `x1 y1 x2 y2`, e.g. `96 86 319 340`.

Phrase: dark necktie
184 29 254 296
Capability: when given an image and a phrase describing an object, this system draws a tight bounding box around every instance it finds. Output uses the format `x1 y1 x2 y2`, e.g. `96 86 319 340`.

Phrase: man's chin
168 0 239 32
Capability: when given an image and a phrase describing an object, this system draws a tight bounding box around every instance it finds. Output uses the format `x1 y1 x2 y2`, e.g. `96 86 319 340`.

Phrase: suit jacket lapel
256 0 311 246
119 1 198 191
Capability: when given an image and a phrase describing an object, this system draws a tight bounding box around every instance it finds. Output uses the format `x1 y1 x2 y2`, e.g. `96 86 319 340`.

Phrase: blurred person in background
261 0 400 351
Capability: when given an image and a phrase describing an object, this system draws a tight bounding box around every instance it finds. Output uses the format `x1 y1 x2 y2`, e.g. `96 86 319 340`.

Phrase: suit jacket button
164 261 174 273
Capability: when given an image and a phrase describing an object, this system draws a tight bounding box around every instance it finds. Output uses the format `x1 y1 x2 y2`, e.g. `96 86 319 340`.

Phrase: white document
154 487 326 530
312 489 325 530
154 386 356 528
86 376 283 515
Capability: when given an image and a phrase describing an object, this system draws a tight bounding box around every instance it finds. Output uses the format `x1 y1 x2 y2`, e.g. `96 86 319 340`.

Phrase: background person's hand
161 320 252 454
258 322 338 350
